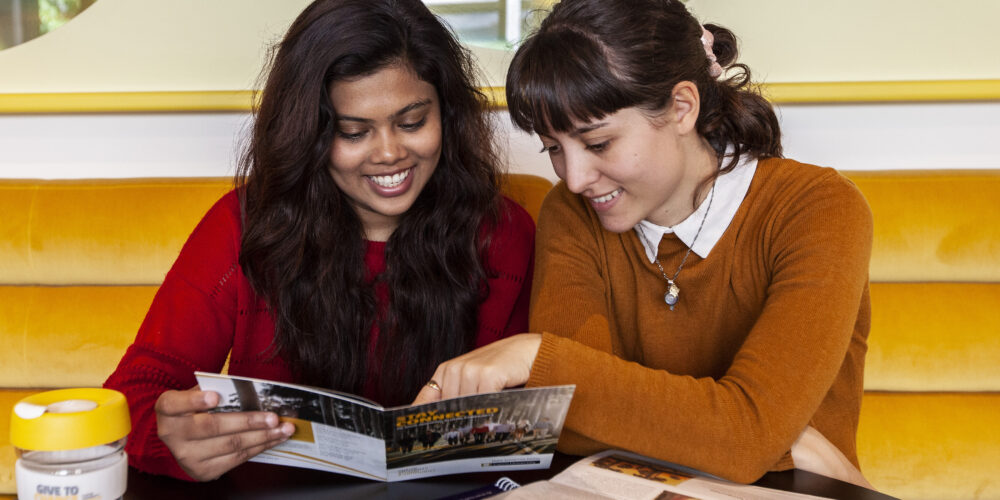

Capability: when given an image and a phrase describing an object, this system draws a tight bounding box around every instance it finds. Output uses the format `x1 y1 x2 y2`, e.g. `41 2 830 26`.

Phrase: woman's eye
586 140 610 152
337 130 366 141
400 117 427 131
540 144 561 154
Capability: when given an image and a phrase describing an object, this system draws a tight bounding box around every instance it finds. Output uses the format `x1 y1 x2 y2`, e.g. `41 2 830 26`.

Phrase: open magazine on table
194 371 575 482
496 450 831 500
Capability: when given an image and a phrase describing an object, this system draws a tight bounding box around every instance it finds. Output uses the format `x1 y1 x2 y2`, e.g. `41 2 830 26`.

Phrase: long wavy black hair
507 0 782 180
236 0 501 406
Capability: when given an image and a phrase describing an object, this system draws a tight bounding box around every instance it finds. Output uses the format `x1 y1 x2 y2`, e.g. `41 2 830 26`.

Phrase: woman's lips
365 167 414 196
589 188 623 210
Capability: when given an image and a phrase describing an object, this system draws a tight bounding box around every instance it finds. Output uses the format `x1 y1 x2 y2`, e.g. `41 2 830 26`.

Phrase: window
424 0 554 48
0 0 97 50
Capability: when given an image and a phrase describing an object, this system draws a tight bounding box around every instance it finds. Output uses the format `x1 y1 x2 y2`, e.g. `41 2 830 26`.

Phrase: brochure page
499 450 830 500
195 372 575 482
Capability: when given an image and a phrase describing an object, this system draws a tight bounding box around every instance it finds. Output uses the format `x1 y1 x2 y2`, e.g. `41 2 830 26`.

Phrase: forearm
528 333 797 483
104 345 195 480
104 279 235 479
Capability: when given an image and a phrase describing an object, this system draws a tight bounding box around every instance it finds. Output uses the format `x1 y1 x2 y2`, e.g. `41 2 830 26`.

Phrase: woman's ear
669 81 701 135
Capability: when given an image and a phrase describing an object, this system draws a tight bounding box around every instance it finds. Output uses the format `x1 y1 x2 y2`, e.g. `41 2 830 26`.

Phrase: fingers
413 334 542 404
438 360 506 401
155 387 220 417
178 422 296 481
183 411 282 440
411 384 442 406
154 387 297 481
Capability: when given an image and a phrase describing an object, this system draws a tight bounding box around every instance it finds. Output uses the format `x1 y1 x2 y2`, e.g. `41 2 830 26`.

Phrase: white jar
10 388 131 500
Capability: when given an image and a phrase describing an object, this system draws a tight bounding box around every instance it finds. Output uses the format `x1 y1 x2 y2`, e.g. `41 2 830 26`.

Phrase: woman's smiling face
539 107 691 233
328 62 443 241
537 82 713 233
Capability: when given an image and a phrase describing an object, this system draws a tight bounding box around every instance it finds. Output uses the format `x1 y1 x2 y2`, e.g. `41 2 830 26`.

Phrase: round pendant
665 281 680 310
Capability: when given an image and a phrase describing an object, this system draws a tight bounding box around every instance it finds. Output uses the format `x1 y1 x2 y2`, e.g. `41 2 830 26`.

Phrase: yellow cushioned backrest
847 170 1000 499
503 173 553 222
0 178 234 286
0 389 43 494
0 176 552 287
844 170 1000 282
0 286 157 388
858 392 1000 500
849 171 1000 392
865 282 1000 391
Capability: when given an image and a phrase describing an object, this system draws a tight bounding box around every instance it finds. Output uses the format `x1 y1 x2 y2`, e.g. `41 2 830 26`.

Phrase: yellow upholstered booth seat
1 170 997 498
865 282 1000 392
851 170 1000 282
0 286 156 388
501 172 555 224
0 391 35 490
845 170 1000 500
0 178 235 286
0 174 553 495
858 393 1000 500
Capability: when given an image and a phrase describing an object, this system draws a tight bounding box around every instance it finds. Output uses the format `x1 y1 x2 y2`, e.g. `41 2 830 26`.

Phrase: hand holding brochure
194 372 575 482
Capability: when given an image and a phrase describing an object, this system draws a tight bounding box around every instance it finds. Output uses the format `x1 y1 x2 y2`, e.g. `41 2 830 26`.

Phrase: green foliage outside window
39 0 86 34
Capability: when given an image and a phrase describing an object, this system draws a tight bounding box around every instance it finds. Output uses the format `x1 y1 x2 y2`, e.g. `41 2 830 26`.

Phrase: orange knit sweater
526 158 872 483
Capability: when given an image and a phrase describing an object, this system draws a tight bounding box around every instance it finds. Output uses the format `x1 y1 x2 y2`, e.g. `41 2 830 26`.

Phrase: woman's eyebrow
337 99 432 123
393 99 431 117
572 122 608 136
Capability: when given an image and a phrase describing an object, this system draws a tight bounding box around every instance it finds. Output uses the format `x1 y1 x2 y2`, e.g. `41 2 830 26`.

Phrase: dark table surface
124 452 899 500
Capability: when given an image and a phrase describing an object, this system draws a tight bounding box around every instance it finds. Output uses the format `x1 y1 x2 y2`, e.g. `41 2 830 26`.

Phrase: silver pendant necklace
637 183 716 311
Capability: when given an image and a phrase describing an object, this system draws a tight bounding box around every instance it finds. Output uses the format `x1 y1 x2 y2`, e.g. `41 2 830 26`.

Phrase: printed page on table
504 450 830 500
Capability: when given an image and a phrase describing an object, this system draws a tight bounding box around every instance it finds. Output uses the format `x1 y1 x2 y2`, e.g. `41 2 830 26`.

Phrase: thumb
195 389 221 410
155 387 219 417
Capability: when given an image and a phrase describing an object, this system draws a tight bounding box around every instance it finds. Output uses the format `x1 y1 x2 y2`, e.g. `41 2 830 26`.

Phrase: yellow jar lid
9 388 130 451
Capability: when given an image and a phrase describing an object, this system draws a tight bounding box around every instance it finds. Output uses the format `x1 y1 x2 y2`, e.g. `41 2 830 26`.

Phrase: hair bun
703 23 737 67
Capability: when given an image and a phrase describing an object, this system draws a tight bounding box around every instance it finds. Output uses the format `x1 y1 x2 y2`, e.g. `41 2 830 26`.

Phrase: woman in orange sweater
413 0 874 488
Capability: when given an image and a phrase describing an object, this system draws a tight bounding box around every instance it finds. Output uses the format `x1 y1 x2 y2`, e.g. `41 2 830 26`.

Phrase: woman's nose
561 154 600 194
370 130 407 164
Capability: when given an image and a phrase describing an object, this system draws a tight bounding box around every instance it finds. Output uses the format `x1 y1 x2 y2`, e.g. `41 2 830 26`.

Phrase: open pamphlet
194 372 575 481
497 450 830 500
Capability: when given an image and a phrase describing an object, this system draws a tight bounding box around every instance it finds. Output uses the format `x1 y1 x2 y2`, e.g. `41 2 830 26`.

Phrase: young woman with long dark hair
105 0 535 481
414 0 873 488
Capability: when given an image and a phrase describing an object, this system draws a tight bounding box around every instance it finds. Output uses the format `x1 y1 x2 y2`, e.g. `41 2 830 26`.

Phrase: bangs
506 28 640 135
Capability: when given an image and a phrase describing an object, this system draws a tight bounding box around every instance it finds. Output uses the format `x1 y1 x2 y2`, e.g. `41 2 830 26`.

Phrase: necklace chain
637 182 716 310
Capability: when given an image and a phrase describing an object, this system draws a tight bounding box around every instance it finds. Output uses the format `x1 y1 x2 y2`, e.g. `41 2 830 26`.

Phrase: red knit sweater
104 191 535 479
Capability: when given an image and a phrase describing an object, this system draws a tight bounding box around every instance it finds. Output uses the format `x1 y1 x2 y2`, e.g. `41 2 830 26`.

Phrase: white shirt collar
634 154 757 263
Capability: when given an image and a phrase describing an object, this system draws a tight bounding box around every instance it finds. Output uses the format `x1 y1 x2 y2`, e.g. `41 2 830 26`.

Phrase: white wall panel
777 102 1000 171
1 103 997 180
0 113 249 179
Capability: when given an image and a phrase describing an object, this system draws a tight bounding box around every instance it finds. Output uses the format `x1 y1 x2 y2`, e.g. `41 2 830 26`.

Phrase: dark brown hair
236 0 501 406
506 0 782 174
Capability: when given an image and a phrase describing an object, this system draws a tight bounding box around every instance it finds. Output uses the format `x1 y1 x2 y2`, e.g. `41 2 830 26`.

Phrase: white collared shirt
634 155 757 263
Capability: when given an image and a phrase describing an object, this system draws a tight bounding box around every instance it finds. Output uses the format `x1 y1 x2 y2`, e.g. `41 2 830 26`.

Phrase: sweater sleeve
527 175 873 484
528 186 619 353
474 196 536 347
103 192 244 481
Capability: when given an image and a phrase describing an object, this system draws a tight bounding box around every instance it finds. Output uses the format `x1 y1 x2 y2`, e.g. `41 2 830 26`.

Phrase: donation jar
9 388 131 500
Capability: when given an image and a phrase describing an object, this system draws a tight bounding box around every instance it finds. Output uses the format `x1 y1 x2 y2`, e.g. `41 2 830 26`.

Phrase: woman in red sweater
414 0 873 489
104 0 534 481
